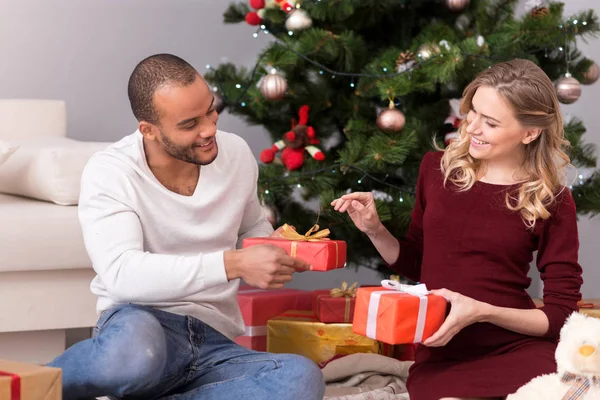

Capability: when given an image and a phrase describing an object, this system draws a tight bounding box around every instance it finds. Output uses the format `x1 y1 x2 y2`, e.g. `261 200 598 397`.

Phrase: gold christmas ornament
377 101 406 133
583 62 600 85
555 75 582 104
260 71 288 101
417 43 441 61
285 9 312 31
446 0 470 12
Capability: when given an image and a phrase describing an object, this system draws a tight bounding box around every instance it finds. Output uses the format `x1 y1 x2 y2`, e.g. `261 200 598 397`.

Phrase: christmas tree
205 0 600 276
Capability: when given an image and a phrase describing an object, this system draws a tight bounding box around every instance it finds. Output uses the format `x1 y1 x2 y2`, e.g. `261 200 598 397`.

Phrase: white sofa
0 99 111 364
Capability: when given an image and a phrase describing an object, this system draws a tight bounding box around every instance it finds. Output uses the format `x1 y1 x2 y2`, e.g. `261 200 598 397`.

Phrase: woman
332 59 583 400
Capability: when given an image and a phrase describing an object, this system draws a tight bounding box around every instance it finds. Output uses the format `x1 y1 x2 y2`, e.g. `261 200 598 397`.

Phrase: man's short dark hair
128 54 199 124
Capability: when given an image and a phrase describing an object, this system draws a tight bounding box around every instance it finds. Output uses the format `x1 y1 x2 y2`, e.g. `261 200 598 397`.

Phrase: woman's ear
522 128 542 145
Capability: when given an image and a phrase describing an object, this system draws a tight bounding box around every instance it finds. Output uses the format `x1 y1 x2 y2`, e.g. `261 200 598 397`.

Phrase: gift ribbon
366 280 430 343
242 325 267 337
330 281 358 322
0 371 21 400
280 224 341 269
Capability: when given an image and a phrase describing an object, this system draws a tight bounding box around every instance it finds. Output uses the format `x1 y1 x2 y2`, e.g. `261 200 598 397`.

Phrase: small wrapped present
313 281 358 323
235 287 312 351
267 310 384 364
0 359 61 399
353 280 447 345
242 224 346 272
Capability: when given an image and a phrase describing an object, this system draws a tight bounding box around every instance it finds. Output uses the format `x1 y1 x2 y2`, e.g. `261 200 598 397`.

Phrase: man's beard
160 131 217 166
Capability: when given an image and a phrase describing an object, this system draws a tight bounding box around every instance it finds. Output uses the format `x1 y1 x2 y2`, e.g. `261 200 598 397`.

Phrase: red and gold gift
353 280 447 345
0 359 61 400
242 224 346 272
313 281 358 323
235 287 312 351
266 310 384 364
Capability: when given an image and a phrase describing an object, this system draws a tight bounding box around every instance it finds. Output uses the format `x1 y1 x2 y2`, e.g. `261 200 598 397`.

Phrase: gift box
242 224 346 272
266 310 384 364
313 282 358 323
235 287 313 351
352 280 447 345
0 359 61 400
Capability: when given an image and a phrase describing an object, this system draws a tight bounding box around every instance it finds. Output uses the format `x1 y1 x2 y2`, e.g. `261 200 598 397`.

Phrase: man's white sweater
78 130 273 339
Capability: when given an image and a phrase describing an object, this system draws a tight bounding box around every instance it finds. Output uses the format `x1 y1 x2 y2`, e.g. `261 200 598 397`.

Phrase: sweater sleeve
236 151 274 248
78 156 229 304
536 189 583 339
388 152 433 282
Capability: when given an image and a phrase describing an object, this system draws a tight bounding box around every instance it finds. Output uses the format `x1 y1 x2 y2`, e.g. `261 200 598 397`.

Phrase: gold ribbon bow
330 281 359 298
390 275 401 282
279 224 330 241
560 372 600 400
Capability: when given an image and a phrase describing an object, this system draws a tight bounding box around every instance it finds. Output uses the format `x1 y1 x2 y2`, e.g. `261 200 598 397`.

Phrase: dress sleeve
536 189 583 339
388 151 434 282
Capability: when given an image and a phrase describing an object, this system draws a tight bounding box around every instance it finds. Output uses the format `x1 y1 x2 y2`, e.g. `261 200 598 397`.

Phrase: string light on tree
377 100 406 133
259 69 288 100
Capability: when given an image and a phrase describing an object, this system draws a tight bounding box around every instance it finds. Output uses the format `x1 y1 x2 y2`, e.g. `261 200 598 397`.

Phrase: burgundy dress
390 151 583 400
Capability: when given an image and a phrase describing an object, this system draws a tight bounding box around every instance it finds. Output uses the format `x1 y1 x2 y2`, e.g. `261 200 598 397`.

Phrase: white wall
0 0 598 294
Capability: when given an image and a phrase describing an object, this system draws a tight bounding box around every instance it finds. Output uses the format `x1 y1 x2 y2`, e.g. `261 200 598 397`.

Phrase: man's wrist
224 249 243 281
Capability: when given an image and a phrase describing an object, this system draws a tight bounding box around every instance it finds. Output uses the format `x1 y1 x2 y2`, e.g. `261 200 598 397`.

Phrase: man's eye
185 122 197 129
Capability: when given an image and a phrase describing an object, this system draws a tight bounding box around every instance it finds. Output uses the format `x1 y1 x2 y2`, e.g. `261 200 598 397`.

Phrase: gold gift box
266 310 383 364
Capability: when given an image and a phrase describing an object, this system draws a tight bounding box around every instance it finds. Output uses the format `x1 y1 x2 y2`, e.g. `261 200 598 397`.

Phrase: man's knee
278 354 325 399
95 307 167 393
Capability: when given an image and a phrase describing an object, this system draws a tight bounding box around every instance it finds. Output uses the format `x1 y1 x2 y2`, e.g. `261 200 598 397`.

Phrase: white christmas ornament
285 9 312 31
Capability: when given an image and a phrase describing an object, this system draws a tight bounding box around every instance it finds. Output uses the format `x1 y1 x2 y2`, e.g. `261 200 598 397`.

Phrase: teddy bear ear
561 312 588 337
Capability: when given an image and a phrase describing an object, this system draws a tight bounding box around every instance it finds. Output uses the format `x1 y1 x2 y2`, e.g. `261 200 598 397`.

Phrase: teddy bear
245 0 296 26
507 312 600 400
259 105 325 171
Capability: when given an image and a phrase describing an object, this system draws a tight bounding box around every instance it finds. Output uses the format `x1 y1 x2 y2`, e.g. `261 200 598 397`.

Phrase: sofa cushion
0 194 92 272
0 140 18 166
0 137 109 205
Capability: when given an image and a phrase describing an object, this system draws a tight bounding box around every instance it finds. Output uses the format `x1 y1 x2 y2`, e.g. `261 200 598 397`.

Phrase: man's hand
224 244 310 289
422 288 487 347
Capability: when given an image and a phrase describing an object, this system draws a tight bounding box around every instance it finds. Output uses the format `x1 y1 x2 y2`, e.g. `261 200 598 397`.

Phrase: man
48 54 325 400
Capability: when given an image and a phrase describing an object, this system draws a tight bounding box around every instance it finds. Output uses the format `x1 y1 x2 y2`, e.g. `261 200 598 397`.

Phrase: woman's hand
330 192 382 235
423 288 488 347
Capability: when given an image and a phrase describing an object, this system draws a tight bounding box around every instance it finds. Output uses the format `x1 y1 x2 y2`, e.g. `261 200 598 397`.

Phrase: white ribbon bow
366 280 431 343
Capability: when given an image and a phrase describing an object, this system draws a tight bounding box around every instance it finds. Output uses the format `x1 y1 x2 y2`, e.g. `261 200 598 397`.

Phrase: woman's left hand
422 288 489 347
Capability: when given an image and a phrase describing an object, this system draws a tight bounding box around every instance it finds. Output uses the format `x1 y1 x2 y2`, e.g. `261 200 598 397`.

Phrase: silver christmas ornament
285 9 312 31
583 62 600 85
555 75 582 104
446 0 470 12
213 93 226 113
377 104 406 133
259 71 288 101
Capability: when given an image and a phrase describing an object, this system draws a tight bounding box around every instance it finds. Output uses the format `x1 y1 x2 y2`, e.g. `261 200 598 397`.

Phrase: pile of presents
237 225 447 366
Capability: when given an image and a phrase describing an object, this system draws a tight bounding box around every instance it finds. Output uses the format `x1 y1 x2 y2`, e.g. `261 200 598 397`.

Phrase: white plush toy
507 312 600 400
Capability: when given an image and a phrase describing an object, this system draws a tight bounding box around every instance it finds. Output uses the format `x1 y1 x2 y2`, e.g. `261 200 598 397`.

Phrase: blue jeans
48 304 325 400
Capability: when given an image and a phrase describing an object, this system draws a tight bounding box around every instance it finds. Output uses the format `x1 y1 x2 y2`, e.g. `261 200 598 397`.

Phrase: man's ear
523 128 542 145
139 121 158 141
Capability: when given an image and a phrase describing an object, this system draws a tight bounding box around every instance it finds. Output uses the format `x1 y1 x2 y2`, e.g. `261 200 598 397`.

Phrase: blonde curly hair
440 59 571 228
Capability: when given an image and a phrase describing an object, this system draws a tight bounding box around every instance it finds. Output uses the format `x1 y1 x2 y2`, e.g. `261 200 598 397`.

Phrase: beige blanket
322 353 414 400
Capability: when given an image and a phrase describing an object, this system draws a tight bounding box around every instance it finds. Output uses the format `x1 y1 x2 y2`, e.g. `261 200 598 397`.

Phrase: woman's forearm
366 223 401 265
479 303 550 337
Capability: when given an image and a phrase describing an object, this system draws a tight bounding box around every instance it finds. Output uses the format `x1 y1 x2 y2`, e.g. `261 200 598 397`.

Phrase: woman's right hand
331 191 382 235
